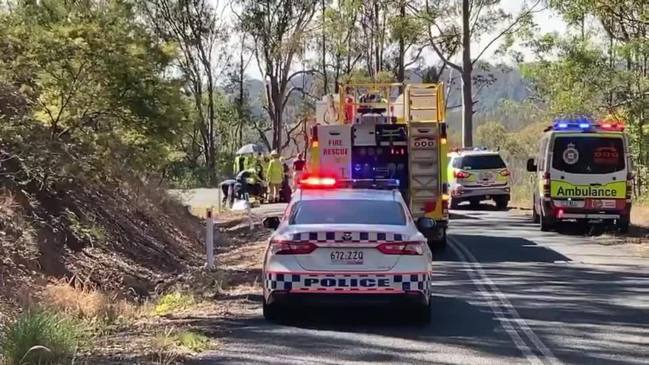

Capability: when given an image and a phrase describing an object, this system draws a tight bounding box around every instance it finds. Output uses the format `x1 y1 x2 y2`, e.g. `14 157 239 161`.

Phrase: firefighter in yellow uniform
266 150 283 203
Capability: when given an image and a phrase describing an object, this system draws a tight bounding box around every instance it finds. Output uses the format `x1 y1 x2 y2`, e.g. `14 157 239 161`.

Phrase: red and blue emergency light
298 174 338 188
549 116 625 132
297 174 400 190
596 119 625 131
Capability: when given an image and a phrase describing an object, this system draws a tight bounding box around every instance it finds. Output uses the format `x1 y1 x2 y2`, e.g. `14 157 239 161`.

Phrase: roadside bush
42 282 139 329
0 310 83 365
153 292 196 316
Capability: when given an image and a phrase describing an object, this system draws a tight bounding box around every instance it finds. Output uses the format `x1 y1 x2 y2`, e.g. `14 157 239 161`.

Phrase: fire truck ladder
405 84 444 218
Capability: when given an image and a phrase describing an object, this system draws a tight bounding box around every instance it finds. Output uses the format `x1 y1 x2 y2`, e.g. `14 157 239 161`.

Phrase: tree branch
472 0 545 66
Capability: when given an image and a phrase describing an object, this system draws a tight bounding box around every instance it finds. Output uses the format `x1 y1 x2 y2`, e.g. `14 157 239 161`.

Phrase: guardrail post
206 207 214 269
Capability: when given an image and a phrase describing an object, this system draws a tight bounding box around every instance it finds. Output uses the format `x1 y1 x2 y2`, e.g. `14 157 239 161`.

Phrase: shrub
0 310 83 365
153 292 196 316
42 282 139 328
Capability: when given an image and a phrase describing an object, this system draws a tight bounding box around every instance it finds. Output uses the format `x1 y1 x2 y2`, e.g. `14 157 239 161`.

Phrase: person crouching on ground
266 150 283 203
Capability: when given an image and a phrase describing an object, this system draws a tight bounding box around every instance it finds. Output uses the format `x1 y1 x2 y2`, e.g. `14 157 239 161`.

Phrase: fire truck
307 83 449 247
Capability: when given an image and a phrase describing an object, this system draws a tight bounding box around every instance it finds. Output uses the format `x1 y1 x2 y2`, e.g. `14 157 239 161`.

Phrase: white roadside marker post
247 203 254 231
217 185 221 213
206 207 214 269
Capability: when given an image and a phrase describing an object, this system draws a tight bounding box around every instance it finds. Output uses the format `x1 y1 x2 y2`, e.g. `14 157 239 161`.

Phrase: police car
261 175 433 322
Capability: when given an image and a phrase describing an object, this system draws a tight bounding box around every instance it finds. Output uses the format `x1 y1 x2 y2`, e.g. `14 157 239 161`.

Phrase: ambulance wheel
495 197 509 210
262 299 283 321
617 216 630 234
540 214 554 232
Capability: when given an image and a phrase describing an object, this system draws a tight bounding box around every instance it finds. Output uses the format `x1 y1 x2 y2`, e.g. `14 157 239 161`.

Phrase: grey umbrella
236 144 266 155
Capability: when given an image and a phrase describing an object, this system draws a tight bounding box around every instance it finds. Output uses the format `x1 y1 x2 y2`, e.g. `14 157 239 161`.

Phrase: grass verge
42 281 140 331
0 310 85 365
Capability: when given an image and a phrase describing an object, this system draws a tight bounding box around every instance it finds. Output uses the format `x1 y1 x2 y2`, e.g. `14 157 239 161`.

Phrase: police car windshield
552 136 625 174
461 155 506 170
289 200 407 225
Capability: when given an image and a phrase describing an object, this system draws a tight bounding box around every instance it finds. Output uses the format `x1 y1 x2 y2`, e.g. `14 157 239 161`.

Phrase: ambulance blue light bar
551 117 594 131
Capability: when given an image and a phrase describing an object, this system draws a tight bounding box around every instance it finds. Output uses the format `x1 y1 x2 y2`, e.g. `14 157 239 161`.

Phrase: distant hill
240 62 531 140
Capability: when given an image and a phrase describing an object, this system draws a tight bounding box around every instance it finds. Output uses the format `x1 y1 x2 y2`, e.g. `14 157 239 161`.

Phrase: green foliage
153 292 196 316
0 0 189 186
0 310 84 365
152 327 210 360
524 0 649 197
174 330 210 353
522 37 614 114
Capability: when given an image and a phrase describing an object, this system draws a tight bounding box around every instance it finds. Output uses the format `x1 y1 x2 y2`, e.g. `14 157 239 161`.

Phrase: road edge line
446 237 542 365
449 236 561 365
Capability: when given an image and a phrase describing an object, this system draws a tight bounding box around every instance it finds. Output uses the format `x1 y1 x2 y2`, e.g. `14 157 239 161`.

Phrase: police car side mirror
526 158 537 172
262 216 281 230
416 217 436 231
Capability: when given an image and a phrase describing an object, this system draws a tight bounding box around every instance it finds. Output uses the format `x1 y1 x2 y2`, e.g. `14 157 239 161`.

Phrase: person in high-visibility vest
266 150 283 203
233 155 246 175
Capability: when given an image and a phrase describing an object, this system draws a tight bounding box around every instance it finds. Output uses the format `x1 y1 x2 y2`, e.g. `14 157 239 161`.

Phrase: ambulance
527 117 633 232
308 83 449 247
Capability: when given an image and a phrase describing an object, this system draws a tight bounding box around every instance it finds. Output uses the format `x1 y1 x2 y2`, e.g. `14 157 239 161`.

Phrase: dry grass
631 204 649 229
41 281 142 327
0 190 18 214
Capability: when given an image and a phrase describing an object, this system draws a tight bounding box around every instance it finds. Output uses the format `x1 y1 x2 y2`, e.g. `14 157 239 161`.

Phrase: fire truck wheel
427 228 447 250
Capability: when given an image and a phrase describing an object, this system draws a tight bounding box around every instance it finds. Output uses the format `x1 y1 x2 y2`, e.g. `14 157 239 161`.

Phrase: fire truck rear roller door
317 125 353 179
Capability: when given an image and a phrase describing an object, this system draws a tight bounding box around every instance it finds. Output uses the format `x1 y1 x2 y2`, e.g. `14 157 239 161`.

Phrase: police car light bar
298 175 400 190
298 175 337 188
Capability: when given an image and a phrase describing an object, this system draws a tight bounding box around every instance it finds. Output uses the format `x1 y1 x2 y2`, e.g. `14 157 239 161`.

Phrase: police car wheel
412 302 432 324
262 300 283 321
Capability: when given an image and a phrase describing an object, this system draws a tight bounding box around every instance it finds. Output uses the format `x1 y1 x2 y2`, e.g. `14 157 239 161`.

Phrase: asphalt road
193 206 649 365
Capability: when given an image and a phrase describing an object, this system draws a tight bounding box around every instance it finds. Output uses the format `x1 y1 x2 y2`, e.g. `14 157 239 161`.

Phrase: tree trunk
206 69 217 186
461 0 473 148
397 2 405 85
321 0 328 94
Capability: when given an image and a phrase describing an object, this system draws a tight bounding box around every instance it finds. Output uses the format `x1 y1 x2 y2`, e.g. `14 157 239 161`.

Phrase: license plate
330 250 364 265
590 199 617 209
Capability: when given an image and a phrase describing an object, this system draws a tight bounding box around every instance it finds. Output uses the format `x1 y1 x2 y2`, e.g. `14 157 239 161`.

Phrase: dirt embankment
0 155 204 317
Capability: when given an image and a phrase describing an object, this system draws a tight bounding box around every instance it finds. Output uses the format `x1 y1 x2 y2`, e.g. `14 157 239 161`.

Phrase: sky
217 0 570 80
